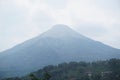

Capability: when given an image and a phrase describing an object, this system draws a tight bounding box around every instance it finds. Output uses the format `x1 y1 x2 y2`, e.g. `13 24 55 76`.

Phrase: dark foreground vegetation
1 58 120 80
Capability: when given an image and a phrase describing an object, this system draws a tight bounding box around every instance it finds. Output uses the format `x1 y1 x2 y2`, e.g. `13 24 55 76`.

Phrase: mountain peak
0 24 120 78
51 24 71 30
41 24 82 38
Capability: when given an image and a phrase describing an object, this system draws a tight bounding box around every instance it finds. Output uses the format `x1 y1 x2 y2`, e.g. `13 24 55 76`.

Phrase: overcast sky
0 0 120 51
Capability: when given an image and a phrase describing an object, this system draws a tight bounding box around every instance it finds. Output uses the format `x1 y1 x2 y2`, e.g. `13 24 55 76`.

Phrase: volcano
0 24 120 78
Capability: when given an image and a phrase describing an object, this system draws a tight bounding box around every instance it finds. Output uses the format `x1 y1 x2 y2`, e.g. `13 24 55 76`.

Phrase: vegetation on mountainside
1 59 120 80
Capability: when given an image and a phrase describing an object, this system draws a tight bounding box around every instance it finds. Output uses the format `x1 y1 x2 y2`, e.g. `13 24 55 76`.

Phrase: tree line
1 58 120 80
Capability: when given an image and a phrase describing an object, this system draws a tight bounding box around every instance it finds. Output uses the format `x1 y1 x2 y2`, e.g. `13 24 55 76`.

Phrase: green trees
43 72 51 80
31 59 120 80
108 59 120 80
2 59 120 80
29 74 40 80
29 72 51 80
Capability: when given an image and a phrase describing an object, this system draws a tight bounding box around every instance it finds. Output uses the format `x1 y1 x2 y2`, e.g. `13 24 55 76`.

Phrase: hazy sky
0 0 120 51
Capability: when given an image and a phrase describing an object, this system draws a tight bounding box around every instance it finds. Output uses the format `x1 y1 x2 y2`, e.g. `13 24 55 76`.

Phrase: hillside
2 59 120 80
0 24 120 78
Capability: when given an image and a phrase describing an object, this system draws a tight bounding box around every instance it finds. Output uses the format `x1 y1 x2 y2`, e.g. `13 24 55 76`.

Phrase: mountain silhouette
0 24 120 78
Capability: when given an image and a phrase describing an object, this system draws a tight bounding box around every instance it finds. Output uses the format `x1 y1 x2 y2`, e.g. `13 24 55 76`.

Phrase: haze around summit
0 0 120 51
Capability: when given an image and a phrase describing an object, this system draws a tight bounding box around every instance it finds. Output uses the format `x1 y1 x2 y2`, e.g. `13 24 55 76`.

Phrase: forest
1 58 120 80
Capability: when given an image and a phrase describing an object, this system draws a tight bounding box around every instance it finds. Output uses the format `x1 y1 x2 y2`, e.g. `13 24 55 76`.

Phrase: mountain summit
0 24 120 78
41 24 87 39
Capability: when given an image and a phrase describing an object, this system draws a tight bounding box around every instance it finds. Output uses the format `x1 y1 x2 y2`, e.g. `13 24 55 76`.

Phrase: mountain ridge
0 24 120 78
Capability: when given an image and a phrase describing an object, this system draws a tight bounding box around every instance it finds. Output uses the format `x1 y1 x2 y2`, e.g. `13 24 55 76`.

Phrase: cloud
0 0 120 51
66 0 120 26
41 0 69 9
